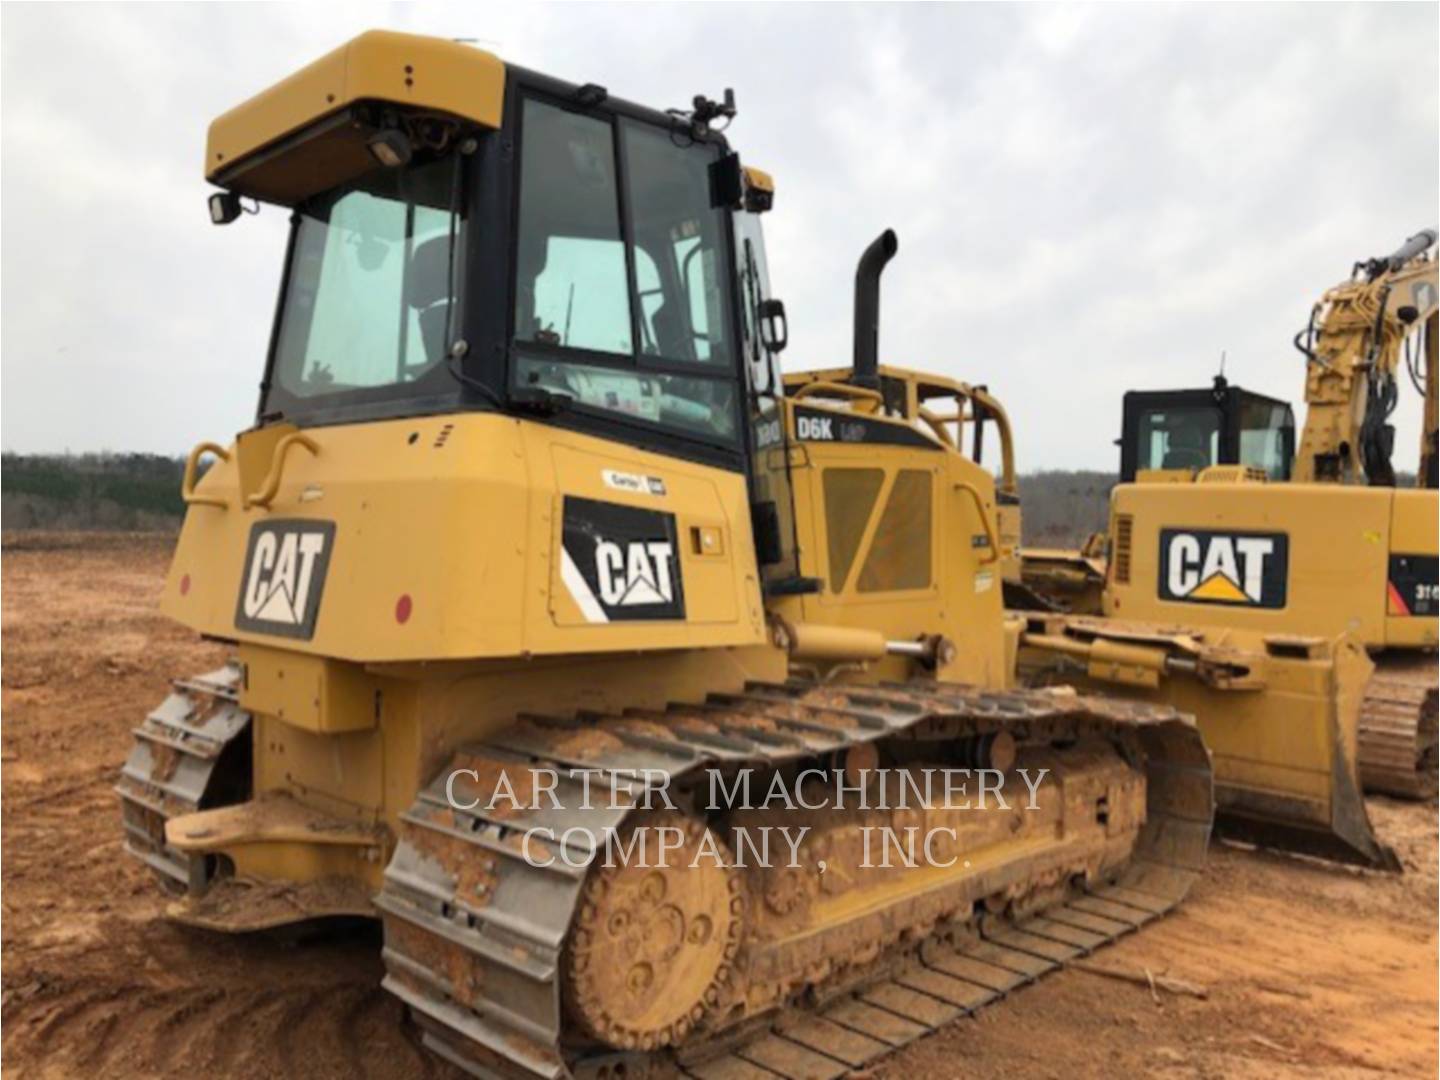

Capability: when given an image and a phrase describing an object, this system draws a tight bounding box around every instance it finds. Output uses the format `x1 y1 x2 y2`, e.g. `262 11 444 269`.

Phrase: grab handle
181 442 230 509
953 480 1000 565
790 380 885 411
244 433 319 510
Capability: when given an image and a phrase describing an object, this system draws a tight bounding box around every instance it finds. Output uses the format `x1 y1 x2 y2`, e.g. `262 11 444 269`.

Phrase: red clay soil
2 534 1435 1078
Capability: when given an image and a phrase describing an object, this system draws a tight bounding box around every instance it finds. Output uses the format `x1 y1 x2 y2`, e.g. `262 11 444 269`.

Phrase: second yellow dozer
1018 230 1438 802
111 31 1374 1079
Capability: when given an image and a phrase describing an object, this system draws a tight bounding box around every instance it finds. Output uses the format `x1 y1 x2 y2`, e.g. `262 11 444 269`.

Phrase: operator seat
408 235 454 366
1161 425 1212 471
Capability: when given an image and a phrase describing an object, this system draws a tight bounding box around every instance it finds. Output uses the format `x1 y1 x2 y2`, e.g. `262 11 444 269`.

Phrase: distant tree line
1 453 190 531
1 451 1123 541
1014 469 1115 547
9 453 1400 546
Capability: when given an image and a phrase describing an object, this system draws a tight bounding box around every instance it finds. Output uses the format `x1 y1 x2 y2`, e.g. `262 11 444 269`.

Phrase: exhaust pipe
853 229 898 389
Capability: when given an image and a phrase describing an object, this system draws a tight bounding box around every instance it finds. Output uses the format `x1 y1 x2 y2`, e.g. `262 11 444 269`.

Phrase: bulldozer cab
209 37 804 593
1119 378 1295 483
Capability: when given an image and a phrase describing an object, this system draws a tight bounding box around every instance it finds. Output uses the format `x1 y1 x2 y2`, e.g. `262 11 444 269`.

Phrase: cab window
268 155 463 410
1238 398 1294 480
512 98 736 442
514 103 631 355
1136 405 1221 472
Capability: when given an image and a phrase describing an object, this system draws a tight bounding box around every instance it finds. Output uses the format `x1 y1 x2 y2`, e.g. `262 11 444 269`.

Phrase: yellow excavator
1020 230 1438 800
116 32 1384 1079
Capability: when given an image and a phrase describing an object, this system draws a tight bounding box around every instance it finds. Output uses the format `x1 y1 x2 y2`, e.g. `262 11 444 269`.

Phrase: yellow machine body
1021 231 1439 800
206 30 505 203
152 376 1012 910
165 416 770 663
1101 477 1438 651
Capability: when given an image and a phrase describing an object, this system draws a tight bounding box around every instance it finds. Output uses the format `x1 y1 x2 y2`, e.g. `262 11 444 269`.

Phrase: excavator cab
1119 377 1295 483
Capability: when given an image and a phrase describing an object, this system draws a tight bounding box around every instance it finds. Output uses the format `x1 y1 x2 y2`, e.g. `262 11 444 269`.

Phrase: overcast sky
2 3 1436 469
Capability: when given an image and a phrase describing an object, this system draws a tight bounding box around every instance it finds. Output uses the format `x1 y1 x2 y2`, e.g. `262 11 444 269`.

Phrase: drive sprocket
562 811 744 1051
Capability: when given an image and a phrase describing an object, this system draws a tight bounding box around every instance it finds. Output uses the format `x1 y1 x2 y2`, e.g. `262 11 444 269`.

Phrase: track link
115 665 252 891
1358 654 1439 800
376 680 1212 1079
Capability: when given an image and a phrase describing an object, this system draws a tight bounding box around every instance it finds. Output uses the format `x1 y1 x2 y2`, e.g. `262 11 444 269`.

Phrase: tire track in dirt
1 536 458 1080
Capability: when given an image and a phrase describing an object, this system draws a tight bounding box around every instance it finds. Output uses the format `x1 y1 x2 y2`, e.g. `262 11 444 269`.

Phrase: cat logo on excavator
1159 528 1288 608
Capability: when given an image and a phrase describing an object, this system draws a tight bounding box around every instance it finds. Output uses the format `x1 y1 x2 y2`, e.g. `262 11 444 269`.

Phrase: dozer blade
1016 546 1107 615
375 681 1212 1079
1016 614 1400 873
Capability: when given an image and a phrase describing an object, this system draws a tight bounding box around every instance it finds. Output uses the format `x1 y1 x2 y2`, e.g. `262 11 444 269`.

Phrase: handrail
969 387 1017 497
244 432 320 509
791 380 885 411
182 442 230 509
953 480 1000 565
916 406 957 449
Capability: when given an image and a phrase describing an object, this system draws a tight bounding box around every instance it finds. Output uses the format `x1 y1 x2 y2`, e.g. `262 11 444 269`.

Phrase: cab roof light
208 190 257 226
367 128 413 168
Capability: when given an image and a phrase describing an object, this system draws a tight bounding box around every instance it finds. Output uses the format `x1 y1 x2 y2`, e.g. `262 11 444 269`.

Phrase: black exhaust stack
853 229 898 389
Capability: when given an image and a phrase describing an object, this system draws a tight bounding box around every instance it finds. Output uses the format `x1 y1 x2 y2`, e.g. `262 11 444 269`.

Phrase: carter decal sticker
561 497 685 623
1158 528 1287 609
602 469 667 496
234 520 336 639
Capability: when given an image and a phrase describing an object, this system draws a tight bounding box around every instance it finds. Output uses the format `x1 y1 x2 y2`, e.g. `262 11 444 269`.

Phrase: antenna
1212 349 1229 394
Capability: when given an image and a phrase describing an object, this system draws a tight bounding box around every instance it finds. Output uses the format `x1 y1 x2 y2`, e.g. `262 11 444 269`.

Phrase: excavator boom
1294 227 1439 486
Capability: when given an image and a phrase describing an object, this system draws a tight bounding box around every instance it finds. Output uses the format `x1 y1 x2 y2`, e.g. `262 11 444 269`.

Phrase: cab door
734 209 802 588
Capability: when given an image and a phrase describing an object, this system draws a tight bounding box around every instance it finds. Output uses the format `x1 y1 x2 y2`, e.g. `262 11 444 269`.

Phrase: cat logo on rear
1158 528 1288 609
234 520 336 639
559 497 686 623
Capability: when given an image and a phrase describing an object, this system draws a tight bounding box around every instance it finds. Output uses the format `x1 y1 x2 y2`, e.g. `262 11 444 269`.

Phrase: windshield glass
1238 397 1294 480
512 98 737 442
266 155 463 415
1136 405 1221 472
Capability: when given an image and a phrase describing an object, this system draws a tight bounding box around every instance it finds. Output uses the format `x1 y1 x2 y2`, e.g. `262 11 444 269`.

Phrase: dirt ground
2 534 1436 1079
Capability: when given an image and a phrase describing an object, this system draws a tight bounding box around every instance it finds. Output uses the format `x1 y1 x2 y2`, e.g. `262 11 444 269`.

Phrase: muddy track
2 533 1436 1078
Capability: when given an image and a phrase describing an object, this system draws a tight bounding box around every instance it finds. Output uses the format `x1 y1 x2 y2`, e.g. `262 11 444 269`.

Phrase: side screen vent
1113 514 1133 585
857 469 933 593
822 468 884 592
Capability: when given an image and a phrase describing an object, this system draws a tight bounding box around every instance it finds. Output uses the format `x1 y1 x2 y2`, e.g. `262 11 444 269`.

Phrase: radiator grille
1113 514 1133 584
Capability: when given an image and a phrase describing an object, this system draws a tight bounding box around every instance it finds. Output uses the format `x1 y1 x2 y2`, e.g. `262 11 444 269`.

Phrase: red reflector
395 594 413 624
180 574 191 596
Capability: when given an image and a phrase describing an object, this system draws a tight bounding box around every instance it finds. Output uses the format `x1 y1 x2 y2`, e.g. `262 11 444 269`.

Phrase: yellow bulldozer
1020 230 1438 802
116 31 1390 1079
